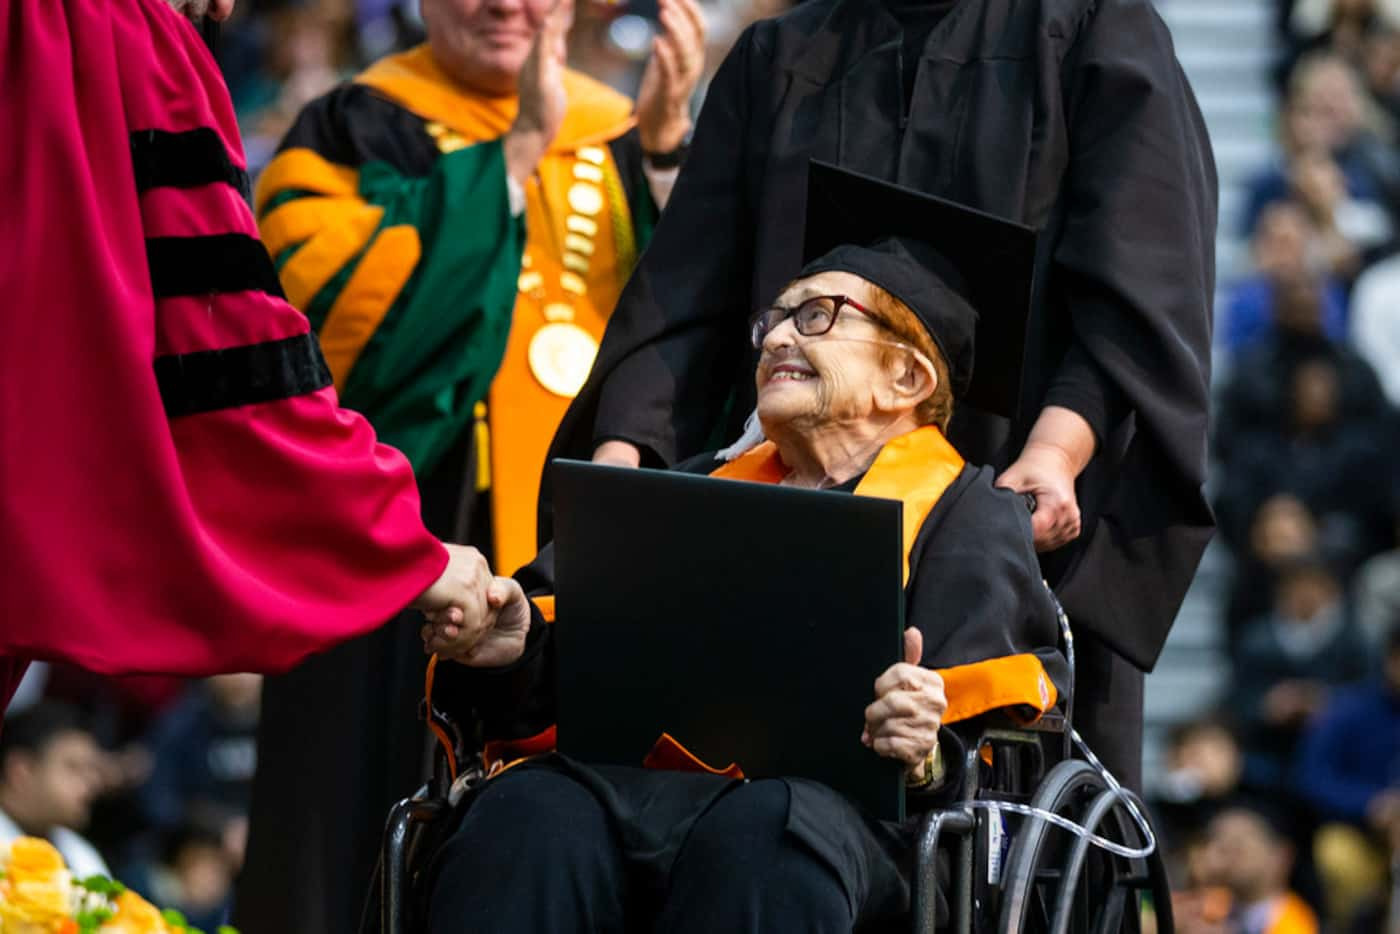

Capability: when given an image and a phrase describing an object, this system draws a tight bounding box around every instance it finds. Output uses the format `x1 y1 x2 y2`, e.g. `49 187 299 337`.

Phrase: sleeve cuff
642 163 679 209
1042 344 1131 448
506 174 527 218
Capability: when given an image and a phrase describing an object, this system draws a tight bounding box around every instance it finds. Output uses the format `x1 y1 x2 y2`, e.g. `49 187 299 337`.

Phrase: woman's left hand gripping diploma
862 627 946 785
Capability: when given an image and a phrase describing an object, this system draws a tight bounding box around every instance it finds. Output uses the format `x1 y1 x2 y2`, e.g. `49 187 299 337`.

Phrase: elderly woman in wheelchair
414 172 1086 933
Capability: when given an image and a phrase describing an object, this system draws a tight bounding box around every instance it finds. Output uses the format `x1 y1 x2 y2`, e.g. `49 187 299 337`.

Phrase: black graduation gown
435 456 1068 926
541 0 1217 692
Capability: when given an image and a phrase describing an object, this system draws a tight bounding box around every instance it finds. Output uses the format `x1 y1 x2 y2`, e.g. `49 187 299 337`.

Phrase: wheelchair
367 605 1174 934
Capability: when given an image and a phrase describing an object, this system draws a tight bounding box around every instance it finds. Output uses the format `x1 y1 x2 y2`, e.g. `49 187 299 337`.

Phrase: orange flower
99 890 173 934
0 837 74 932
5 838 66 883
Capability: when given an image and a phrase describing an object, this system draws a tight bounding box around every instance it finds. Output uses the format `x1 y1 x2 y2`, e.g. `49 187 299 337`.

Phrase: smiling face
754 270 936 437
422 0 562 96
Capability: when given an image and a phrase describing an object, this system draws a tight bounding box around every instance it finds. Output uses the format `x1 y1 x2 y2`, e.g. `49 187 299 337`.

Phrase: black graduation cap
800 161 1038 420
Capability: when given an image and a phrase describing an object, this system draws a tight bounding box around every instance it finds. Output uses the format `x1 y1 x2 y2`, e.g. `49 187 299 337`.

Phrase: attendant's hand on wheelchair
861 627 947 785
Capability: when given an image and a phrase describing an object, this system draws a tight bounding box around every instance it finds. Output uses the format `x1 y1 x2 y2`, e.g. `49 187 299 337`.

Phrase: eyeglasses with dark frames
749 294 876 349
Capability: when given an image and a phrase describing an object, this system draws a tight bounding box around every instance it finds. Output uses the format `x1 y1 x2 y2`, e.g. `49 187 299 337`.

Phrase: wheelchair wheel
996 760 1165 934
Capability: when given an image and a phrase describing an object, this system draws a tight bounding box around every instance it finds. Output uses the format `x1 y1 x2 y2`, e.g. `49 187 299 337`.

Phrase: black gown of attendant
541 0 1219 786
430 454 1069 931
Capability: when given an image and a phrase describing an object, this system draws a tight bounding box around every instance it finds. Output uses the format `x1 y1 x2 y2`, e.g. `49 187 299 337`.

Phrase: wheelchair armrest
381 796 451 934
912 807 975 934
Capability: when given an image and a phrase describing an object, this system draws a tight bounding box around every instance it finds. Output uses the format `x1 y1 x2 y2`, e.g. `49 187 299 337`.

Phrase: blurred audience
1244 51 1400 246
1224 202 1349 352
1293 622 1400 922
1176 802 1320 934
0 702 109 879
1153 716 1253 885
139 674 260 841
1215 270 1393 566
1222 495 1321 653
123 821 239 932
1354 512 1400 647
1349 246 1400 405
1285 0 1400 75
1230 556 1370 791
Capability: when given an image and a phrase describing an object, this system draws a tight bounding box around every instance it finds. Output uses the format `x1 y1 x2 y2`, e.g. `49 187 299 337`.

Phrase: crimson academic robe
0 0 445 704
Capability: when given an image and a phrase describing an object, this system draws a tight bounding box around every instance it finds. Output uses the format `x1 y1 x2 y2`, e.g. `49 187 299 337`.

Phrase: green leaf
161 907 189 926
78 874 126 897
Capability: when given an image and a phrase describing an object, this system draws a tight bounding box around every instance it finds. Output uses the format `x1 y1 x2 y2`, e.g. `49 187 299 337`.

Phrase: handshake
412 544 533 668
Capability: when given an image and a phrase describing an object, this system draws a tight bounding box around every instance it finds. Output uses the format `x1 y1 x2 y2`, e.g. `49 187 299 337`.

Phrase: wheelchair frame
372 607 1175 934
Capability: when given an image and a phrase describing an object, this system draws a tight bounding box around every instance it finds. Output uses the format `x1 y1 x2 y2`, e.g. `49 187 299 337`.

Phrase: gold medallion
528 322 599 398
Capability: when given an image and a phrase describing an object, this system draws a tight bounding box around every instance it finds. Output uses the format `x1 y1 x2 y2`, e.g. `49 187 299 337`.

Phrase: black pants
1071 632 1145 793
428 767 901 933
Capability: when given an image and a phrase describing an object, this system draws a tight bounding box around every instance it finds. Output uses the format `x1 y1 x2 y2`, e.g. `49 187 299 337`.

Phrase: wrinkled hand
635 0 706 153
413 546 531 667
504 2 569 184
862 628 946 783
996 441 1081 552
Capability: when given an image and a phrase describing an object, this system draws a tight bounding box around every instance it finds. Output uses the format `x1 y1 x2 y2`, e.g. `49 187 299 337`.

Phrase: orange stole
356 48 638 575
713 429 1058 725
710 426 966 585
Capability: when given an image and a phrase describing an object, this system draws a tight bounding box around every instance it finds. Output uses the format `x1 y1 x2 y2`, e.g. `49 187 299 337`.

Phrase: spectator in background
140 674 260 848
1231 556 1370 791
237 5 352 174
1224 495 1321 653
1215 268 1389 476
1244 52 1400 240
125 822 238 933
1361 25 1400 122
1292 147 1389 276
0 702 109 880
1153 716 1254 890
1353 511 1400 647
1350 246 1400 406
1224 202 1348 353
1294 622 1400 924
1179 802 1320 934
1218 354 1394 570
1287 0 1400 71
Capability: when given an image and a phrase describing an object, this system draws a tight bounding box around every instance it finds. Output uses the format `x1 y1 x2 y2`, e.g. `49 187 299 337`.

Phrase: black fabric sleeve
1041 341 1132 448
437 600 557 742
906 466 1070 702
1052 1 1215 480
586 26 764 462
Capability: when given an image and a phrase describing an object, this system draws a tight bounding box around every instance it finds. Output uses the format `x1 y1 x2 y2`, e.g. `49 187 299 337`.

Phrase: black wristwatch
643 140 690 170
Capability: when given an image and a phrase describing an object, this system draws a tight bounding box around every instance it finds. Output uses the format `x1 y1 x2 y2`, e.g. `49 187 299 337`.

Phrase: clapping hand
635 0 706 153
504 0 570 185
862 627 947 785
